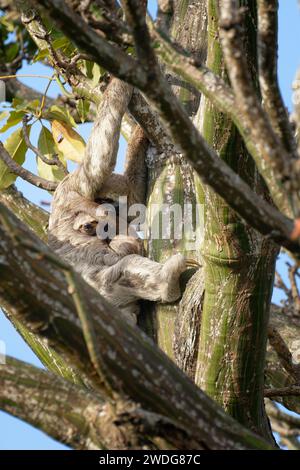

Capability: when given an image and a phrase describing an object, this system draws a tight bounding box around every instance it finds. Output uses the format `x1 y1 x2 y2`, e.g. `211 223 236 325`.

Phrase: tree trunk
0 202 273 450
1 0 299 449
194 0 277 442
138 0 207 358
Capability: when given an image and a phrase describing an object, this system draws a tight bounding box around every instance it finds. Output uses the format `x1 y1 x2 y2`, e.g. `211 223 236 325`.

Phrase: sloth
48 78 186 322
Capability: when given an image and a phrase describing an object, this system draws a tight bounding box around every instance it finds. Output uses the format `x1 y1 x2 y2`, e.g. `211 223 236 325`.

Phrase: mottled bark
265 400 300 450
0 357 106 449
138 0 206 357
0 186 48 241
0 356 205 450
266 305 300 414
23 0 300 259
0 187 92 386
257 0 296 157
0 202 272 449
219 0 297 217
194 0 276 442
1 0 299 451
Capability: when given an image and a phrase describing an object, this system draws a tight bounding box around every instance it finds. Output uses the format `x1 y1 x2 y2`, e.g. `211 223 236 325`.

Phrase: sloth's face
72 197 132 243
72 211 114 242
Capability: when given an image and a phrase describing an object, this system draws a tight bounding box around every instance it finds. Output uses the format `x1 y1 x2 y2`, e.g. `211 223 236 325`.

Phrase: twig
267 325 299 381
0 74 55 81
69 53 92 66
219 0 298 217
25 2 146 87
274 270 290 297
265 400 300 447
22 116 68 175
257 0 297 157
0 141 58 191
82 3 132 47
38 74 54 116
29 0 300 260
122 0 300 259
148 18 294 214
264 385 300 398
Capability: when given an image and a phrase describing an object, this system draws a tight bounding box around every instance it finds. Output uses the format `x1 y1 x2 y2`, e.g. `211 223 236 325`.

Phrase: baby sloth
48 79 186 322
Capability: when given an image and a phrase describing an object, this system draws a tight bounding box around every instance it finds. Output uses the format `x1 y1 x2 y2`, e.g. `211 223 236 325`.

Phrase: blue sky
0 0 299 450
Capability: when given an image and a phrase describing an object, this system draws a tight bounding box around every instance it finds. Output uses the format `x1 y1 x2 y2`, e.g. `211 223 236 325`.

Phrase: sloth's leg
95 125 148 205
98 253 186 304
124 125 148 206
109 234 143 256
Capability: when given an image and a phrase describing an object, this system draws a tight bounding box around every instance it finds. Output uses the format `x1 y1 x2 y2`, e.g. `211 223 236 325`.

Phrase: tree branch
266 399 300 429
26 0 147 87
0 356 107 449
18 4 171 150
0 189 89 387
268 324 300 382
0 201 272 450
265 399 300 449
0 185 48 241
0 356 222 450
0 141 58 191
257 0 297 156
26 0 300 257
148 19 295 214
120 1 300 258
22 116 68 175
219 0 298 217
266 304 300 414
264 386 300 398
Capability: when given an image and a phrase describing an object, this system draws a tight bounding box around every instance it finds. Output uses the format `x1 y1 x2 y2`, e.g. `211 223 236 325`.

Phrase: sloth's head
72 210 115 243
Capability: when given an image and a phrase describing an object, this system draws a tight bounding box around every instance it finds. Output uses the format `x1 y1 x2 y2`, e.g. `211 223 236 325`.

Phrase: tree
0 0 300 450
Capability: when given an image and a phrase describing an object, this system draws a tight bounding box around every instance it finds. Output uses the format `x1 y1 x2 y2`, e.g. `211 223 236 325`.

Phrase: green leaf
32 27 74 62
52 36 70 50
33 47 50 63
25 99 41 113
46 104 77 128
0 110 25 133
37 126 66 183
13 98 40 113
0 16 15 32
0 127 29 189
82 60 94 79
91 63 103 87
5 42 19 62
82 61 103 86
76 98 90 123
12 97 24 109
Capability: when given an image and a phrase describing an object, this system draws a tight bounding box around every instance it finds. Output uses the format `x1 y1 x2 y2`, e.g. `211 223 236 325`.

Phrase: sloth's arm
96 125 148 205
124 125 148 206
70 78 133 198
99 253 186 304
